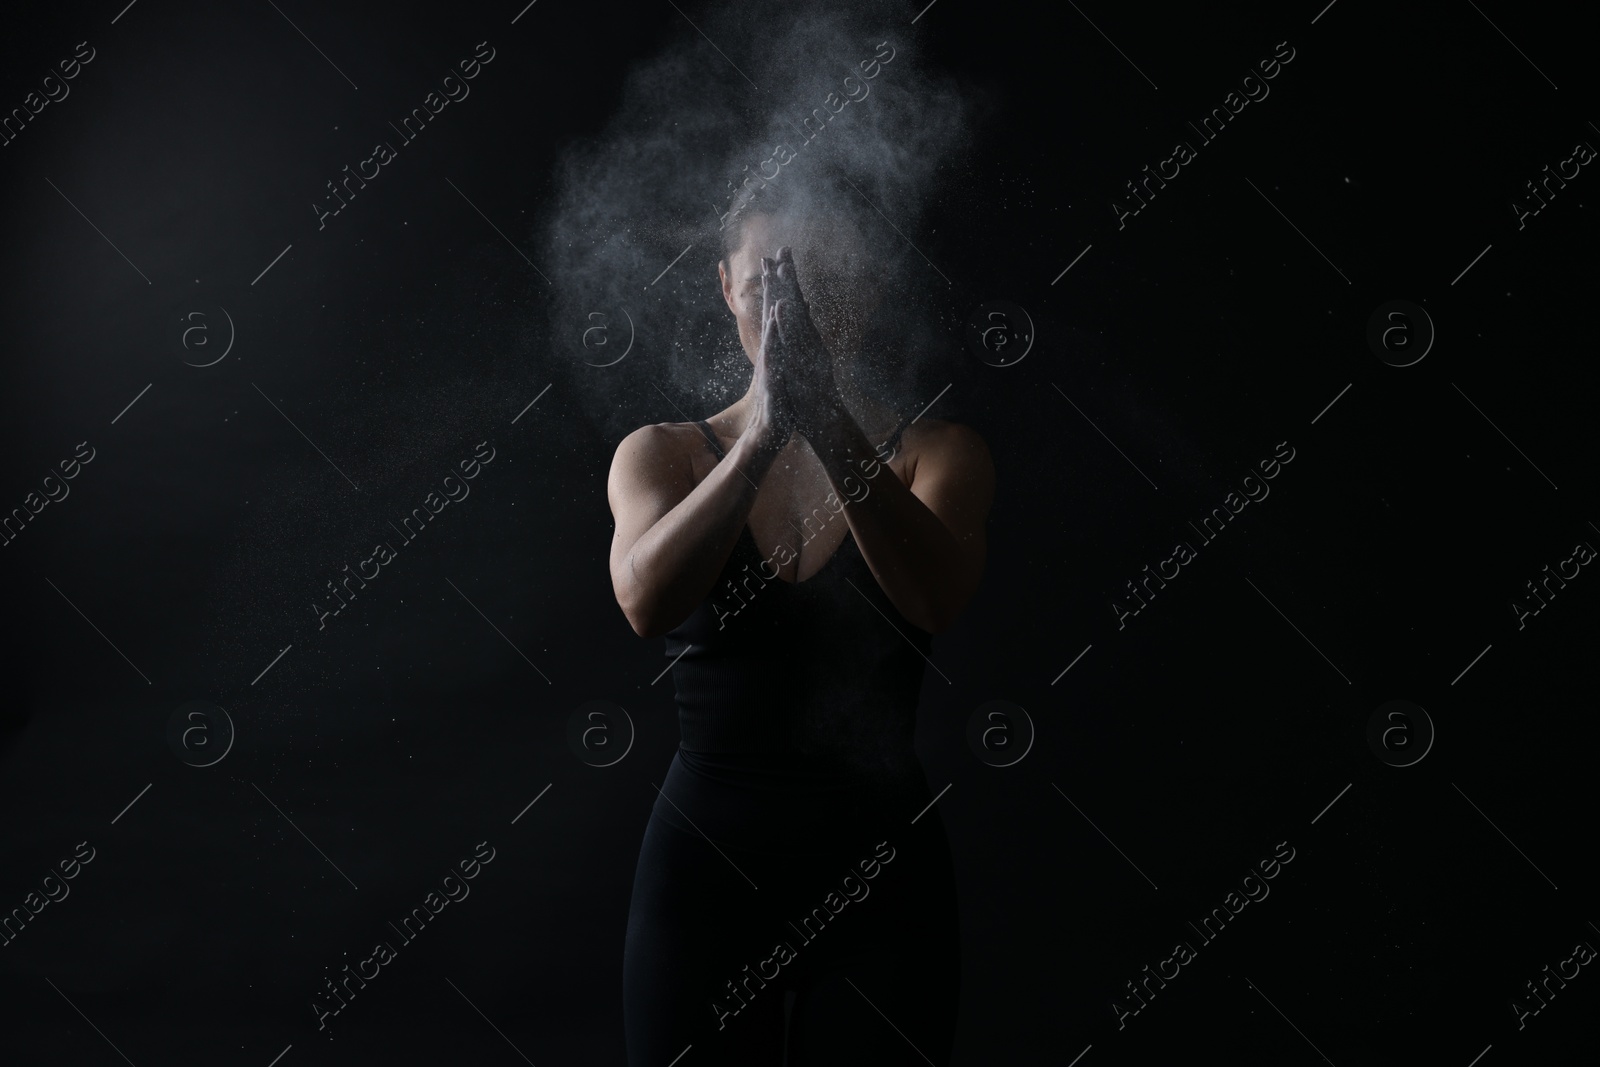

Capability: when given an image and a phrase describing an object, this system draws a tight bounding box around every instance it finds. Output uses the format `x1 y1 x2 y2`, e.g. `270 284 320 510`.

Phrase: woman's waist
649 747 929 851
676 744 922 789
674 696 920 767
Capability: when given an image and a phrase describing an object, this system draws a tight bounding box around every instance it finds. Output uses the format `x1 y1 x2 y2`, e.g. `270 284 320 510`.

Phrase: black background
2 1 1596 1064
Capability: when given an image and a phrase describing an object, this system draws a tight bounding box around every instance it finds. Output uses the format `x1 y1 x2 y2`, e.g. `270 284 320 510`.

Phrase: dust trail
538 0 982 440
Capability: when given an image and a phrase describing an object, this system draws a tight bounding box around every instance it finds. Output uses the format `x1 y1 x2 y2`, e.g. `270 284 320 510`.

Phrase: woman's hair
715 162 886 269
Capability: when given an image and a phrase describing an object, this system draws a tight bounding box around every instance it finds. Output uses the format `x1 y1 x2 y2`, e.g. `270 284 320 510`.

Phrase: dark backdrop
2 1 1596 1064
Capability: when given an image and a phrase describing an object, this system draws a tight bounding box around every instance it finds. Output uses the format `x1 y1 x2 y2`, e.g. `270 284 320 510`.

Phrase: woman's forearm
808 407 978 633
620 429 785 636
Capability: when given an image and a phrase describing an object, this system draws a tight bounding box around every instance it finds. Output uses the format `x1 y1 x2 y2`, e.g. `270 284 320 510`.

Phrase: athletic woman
609 190 993 1065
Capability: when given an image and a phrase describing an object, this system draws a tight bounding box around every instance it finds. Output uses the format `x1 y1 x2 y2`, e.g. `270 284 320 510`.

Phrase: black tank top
663 415 933 778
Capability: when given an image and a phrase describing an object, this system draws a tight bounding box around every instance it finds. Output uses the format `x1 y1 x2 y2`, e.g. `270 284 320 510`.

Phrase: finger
774 298 800 349
779 294 817 350
775 246 805 304
761 301 782 356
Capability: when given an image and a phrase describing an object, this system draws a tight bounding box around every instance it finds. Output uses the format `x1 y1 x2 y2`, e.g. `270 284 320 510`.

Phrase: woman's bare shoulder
897 417 992 483
898 416 989 455
608 420 716 488
614 418 720 456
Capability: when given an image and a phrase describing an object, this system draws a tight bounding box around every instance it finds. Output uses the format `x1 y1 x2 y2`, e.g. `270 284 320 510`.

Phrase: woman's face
717 212 879 364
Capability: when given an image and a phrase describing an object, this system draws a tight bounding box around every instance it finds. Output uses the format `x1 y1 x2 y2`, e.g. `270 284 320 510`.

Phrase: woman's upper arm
606 424 694 585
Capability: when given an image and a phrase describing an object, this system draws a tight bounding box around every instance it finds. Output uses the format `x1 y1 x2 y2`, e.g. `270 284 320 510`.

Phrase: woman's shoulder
895 416 988 455
895 417 992 484
610 419 727 487
898 414 984 441
615 417 719 454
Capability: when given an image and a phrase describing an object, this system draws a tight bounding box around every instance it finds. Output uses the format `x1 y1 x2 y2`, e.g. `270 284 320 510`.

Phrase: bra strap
880 410 919 459
693 419 726 461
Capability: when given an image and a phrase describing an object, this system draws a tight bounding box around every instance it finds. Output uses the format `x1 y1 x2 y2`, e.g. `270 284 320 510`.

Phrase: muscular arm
607 423 785 638
809 409 994 634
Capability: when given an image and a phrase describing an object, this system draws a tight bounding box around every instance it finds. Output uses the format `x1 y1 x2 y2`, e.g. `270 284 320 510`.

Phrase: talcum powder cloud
538 0 982 439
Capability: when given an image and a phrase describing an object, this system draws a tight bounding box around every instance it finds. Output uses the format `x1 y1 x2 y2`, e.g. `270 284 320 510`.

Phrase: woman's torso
662 410 932 785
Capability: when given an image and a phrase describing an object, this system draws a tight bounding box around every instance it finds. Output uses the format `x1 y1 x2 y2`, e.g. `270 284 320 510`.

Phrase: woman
608 181 993 1064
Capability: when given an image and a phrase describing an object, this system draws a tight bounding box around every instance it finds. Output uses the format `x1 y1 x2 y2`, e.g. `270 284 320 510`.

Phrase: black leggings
623 748 960 1065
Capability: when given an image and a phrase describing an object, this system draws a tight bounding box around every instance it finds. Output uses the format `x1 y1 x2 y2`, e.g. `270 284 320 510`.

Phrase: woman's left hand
762 246 845 433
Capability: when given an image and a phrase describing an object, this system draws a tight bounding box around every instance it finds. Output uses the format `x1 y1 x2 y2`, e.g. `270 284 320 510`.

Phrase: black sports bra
661 414 933 770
